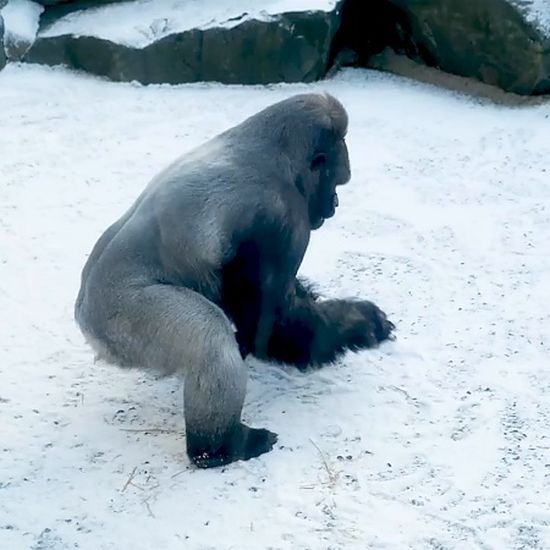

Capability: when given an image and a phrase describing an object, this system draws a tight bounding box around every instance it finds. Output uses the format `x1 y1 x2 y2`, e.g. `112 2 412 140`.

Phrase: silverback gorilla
75 93 395 468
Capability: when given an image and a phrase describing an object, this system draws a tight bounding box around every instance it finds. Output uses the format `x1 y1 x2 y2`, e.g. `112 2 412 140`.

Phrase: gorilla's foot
188 423 278 469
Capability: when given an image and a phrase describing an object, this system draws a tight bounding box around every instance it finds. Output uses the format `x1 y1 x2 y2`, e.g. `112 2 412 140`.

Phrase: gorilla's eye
311 153 326 170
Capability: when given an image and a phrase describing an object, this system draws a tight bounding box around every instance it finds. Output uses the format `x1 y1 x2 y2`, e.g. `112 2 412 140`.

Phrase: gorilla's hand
320 299 395 355
264 289 395 368
351 300 396 347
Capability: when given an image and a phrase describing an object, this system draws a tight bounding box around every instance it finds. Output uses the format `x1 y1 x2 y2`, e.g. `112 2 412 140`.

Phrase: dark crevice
327 0 436 74
39 0 126 31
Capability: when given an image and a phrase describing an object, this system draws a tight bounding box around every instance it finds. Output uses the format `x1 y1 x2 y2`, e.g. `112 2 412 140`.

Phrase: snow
39 0 339 48
1 63 550 549
0 0 43 52
509 0 550 36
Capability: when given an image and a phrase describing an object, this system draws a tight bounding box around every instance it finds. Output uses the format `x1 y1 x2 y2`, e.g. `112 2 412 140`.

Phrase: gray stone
25 4 340 85
386 0 550 95
1 0 44 61
0 14 5 71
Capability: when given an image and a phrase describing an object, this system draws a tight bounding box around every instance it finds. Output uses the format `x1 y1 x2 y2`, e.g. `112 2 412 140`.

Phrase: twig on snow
121 427 179 434
143 497 156 518
309 438 339 488
121 466 138 492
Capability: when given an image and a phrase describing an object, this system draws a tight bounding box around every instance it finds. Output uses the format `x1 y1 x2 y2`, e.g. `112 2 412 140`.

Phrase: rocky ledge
25 0 341 85
330 0 550 95
0 0 549 95
0 0 6 71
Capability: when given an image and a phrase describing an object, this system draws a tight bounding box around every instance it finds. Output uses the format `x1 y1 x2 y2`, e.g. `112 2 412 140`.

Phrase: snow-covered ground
0 63 549 550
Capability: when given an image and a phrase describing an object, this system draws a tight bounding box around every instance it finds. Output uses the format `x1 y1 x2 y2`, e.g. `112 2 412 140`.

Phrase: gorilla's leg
92 285 277 468
264 279 395 369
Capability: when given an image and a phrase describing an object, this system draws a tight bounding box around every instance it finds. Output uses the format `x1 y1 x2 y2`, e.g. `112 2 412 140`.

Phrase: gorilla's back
74 133 281 347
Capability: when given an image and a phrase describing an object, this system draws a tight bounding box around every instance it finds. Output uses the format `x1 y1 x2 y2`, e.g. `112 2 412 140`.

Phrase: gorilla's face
309 137 351 230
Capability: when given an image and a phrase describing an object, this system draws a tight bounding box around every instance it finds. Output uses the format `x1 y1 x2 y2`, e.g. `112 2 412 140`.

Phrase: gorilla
75 93 395 468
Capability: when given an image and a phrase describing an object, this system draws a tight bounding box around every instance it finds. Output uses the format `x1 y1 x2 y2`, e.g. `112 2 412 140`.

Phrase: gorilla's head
306 97 351 229
262 93 351 230
236 92 351 230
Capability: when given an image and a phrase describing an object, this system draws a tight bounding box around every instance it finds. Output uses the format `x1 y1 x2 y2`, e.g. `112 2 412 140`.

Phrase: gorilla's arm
221 216 307 361
262 279 395 369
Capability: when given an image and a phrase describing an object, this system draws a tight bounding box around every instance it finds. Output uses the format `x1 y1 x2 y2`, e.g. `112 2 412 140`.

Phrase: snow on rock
0 0 43 59
508 0 550 36
0 63 550 549
40 0 339 48
26 0 340 85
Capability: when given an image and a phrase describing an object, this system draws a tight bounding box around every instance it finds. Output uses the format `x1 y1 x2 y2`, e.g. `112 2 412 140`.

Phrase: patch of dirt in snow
0 64 549 549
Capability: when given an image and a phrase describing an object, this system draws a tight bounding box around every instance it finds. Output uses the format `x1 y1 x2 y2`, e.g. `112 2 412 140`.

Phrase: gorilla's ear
308 94 348 172
310 153 326 171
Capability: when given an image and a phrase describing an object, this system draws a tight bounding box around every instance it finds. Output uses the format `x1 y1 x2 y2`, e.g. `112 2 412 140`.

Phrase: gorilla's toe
244 427 278 460
189 423 277 469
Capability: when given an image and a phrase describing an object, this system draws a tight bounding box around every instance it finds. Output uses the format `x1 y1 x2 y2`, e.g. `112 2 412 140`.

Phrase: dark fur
74 93 394 469
264 278 393 368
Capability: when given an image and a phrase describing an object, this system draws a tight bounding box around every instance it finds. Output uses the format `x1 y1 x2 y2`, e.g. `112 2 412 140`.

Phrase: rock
0 0 5 70
0 14 5 71
329 0 550 95
385 0 550 95
328 0 418 70
1 0 44 61
25 1 341 85
368 48 547 106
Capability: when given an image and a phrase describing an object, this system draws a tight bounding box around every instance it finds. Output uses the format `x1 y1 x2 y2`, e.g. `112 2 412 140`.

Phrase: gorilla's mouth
312 192 338 230
324 191 339 218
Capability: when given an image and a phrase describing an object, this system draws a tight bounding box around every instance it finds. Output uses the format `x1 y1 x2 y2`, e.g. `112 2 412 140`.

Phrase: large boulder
26 0 341 85
0 13 5 71
385 0 550 95
0 0 5 70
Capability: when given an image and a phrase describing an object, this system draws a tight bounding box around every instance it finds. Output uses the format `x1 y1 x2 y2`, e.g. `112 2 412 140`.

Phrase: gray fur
75 93 374 468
